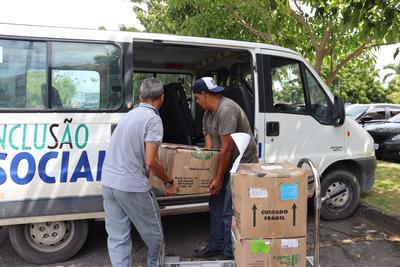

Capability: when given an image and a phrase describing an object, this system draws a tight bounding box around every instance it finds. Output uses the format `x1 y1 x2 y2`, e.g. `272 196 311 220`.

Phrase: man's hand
207 134 233 195
164 179 179 196
208 178 223 195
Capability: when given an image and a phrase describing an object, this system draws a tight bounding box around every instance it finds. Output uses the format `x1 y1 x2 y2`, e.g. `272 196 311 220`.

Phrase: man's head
192 77 224 111
139 78 164 109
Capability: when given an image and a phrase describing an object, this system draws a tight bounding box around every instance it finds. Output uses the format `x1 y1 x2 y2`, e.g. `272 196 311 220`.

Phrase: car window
388 114 400 123
366 108 385 120
345 105 368 119
389 107 400 117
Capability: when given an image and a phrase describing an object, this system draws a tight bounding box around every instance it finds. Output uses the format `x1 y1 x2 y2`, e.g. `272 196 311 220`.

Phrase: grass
361 160 400 217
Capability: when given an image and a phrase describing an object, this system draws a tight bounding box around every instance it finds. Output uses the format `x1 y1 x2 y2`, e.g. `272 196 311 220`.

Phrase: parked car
346 103 400 126
365 113 400 162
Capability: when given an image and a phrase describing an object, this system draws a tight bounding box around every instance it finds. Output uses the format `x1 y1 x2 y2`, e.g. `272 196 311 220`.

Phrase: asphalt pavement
0 205 399 267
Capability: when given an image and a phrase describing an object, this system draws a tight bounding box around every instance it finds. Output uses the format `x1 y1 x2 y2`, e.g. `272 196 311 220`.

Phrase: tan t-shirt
202 96 258 163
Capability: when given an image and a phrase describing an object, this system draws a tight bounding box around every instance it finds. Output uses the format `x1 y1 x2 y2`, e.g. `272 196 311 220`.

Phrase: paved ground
0 206 399 267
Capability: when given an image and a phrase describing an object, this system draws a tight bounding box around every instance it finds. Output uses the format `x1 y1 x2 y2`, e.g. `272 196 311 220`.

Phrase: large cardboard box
232 220 306 267
232 162 307 238
150 144 219 195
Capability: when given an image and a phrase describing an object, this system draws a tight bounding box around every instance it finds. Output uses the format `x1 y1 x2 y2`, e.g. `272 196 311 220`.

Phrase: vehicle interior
132 42 254 147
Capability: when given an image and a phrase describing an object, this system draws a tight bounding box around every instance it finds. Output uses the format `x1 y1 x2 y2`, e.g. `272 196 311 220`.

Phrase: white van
0 24 376 264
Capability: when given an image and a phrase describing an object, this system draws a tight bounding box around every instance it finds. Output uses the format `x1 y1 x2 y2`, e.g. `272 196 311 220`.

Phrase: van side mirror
333 96 345 127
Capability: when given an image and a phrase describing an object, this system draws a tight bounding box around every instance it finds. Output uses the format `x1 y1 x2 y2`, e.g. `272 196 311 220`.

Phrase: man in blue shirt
102 78 178 267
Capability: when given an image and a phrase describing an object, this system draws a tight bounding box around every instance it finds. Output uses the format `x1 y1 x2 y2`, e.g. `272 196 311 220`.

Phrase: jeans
102 186 165 267
207 172 233 257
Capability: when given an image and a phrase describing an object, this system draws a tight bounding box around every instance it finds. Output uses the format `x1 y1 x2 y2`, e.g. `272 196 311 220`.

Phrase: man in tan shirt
192 77 258 260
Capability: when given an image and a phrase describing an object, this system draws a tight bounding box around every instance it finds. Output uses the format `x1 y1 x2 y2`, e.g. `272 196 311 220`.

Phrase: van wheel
9 220 88 264
0 226 8 247
320 170 361 220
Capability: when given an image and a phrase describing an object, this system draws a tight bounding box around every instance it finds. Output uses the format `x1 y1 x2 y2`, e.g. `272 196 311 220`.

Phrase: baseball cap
192 77 224 93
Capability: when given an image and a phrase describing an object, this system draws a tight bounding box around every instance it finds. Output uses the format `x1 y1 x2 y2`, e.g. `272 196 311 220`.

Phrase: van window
50 42 122 110
305 69 332 124
0 39 46 109
0 39 122 110
51 70 100 109
133 72 192 105
270 58 306 114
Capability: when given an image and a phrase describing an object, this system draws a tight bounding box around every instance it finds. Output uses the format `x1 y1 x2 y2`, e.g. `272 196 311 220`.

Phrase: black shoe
193 246 222 258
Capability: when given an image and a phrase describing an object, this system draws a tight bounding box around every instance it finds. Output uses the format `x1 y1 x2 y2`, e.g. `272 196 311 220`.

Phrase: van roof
0 22 300 56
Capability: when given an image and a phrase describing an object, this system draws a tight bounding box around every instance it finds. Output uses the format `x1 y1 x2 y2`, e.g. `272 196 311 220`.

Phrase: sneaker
193 246 222 258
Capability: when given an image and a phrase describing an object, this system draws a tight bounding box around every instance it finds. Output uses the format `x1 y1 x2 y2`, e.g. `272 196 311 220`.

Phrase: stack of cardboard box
231 162 308 267
150 143 219 195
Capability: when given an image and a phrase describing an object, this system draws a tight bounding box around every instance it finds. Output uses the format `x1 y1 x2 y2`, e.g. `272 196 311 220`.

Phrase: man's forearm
149 159 170 182
215 146 233 181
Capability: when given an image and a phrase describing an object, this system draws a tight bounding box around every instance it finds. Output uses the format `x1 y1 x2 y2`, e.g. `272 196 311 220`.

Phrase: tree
383 63 400 84
26 71 77 108
132 0 400 87
330 56 393 104
383 62 400 103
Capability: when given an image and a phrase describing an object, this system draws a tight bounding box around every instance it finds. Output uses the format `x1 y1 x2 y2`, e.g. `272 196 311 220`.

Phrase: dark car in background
346 103 400 126
365 114 400 162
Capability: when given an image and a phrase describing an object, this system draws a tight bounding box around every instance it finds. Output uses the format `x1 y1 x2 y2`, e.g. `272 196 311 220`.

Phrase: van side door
256 50 345 170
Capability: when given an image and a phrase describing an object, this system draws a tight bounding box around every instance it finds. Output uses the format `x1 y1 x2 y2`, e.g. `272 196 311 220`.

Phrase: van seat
159 83 194 144
222 83 254 128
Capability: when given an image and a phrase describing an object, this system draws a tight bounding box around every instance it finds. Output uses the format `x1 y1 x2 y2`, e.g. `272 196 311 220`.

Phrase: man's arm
208 134 234 195
204 134 213 149
145 142 178 195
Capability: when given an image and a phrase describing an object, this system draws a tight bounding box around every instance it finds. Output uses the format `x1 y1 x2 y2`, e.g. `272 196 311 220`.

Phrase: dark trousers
207 173 233 257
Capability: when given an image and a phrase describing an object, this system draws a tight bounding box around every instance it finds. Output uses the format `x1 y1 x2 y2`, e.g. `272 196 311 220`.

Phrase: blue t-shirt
101 103 163 192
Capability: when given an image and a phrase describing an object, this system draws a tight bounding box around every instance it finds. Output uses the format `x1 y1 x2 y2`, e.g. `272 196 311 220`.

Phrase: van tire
0 226 8 247
9 220 88 264
320 170 361 220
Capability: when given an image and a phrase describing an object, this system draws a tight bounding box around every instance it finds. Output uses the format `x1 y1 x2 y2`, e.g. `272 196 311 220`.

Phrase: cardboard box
232 220 306 267
232 162 307 238
150 144 219 195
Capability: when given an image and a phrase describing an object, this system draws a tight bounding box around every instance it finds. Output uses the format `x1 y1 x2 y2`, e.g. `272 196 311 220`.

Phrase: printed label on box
273 254 301 266
281 239 299 248
280 183 298 200
251 240 270 254
249 187 268 198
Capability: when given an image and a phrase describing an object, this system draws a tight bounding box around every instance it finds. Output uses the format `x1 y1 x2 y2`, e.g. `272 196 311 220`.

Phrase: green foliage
383 63 400 83
132 72 193 105
26 70 46 108
131 0 400 96
382 62 400 103
52 73 77 107
271 64 304 104
362 161 400 217
329 54 393 103
26 70 77 107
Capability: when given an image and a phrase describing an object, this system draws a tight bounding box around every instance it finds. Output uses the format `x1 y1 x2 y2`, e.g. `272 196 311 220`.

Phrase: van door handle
266 121 279 136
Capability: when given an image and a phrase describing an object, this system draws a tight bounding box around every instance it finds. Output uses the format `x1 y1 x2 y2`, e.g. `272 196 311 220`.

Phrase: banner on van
0 117 109 201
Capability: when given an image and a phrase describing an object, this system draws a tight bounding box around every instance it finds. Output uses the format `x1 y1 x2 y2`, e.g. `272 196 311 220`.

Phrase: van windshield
346 105 368 119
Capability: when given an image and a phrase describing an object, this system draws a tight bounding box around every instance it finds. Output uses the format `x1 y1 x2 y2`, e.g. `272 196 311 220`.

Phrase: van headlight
392 134 400 141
